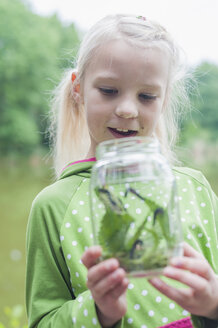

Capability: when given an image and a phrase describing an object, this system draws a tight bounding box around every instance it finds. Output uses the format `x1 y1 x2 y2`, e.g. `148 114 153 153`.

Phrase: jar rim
96 136 160 159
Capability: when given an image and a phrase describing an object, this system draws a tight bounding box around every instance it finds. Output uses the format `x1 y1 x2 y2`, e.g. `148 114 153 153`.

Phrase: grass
0 157 52 325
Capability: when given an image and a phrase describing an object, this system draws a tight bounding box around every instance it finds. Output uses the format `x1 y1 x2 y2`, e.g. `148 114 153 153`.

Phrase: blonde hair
49 14 191 177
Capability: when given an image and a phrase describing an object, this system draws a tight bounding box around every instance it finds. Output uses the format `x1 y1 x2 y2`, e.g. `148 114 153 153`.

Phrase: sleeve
202 177 218 273
197 171 218 240
191 177 218 328
26 184 124 328
209 186 218 239
191 315 218 328
203 175 218 238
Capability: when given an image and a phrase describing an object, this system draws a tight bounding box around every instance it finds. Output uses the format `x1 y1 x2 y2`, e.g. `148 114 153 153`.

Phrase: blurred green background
0 0 218 326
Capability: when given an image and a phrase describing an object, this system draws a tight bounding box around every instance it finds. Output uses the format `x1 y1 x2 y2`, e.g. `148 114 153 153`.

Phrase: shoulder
27 175 86 241
173 166 218 214
173 166 213 191
32 174 83 209
28 175 85 232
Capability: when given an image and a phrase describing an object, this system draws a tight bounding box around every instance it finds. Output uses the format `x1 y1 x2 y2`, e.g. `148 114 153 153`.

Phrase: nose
115 96 138 119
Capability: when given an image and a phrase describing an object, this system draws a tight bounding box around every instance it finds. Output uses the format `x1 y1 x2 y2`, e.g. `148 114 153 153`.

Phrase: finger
90 268 126 299
81 246 102 269
109 277 129 299
149 277 192 304
182 242 204 259
87 258 119 287
170 256 211 280
163 266 208 290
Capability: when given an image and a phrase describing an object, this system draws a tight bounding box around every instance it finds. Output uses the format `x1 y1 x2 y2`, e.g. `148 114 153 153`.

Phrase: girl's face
81 40 170 157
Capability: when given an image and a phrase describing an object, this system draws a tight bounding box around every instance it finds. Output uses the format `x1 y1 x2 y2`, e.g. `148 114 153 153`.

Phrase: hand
149 242 218 320
81 246 129 327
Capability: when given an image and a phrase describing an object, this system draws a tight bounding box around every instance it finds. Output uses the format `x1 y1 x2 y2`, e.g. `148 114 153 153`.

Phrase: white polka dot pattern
92 317 97 325
141 290 148 296
58 168 217 327
156 296 162 303
83 309 88 316
134 304 140 310
128 283 134 290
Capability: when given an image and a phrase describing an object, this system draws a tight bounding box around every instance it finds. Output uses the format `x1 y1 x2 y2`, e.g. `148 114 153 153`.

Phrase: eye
99 88 118 95
139 93 157 101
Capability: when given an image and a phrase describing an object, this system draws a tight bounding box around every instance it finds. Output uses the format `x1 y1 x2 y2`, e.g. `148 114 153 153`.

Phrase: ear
71 72 81 103
72 72 80 92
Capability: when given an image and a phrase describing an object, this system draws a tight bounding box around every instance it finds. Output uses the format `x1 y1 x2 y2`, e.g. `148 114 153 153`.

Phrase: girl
26 14 218 328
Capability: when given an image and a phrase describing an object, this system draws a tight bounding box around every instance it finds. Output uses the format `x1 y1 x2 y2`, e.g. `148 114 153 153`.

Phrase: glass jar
90 137 183 277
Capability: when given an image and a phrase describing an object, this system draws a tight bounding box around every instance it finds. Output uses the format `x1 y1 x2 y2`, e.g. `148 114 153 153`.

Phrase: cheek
86 105 107 127
142 104 161 121
152 108 162 127
84 94 112 125
84 90 104 112
140 104 162 130
85 102 106 130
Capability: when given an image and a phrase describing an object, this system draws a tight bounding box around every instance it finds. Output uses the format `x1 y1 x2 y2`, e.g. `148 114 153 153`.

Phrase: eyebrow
94 74 119 82
94 75 162 92
140 84 162 92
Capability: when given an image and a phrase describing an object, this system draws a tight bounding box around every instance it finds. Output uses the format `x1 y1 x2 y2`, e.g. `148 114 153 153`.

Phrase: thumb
81 245 102 269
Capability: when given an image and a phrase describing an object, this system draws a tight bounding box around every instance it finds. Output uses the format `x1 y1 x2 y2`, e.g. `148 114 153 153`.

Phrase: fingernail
163 266 175 275
123 278 129 285
150 278 162 287
105 259 118 270
112 269 121 279
170 257 182 267
105 262 112 270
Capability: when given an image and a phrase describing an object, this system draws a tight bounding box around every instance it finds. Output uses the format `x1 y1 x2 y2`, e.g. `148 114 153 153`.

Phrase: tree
0 0 80 155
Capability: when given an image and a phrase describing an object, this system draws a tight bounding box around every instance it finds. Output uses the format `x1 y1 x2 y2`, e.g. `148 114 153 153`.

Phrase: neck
86 145 96 159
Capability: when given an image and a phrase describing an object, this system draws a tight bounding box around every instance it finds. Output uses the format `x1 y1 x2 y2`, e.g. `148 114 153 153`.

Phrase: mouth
108 127 138 138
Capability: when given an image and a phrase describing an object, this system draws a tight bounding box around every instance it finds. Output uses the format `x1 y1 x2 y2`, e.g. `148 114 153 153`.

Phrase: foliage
0 0 80 155
176 62 218 193
180 61 218 144
96 187 174 273
0 0 218 160
192 62 218 136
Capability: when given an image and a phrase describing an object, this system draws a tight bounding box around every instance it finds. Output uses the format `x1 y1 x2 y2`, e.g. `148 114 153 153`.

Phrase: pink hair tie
136 15 146 21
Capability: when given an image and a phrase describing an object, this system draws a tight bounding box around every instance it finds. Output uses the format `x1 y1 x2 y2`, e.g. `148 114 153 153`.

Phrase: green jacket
26 159 218 327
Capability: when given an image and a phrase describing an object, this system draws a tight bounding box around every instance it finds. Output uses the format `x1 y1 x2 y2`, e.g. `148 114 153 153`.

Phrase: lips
108 127 138 138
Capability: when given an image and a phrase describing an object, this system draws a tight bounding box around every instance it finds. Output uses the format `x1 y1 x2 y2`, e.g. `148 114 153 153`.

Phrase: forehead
85 39 170 84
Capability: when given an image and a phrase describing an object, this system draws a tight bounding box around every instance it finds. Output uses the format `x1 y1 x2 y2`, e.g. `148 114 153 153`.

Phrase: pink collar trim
61 157 96 172
158 317 193 328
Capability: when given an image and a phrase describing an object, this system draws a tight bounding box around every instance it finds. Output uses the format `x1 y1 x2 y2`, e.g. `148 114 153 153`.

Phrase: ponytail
49 69 90 178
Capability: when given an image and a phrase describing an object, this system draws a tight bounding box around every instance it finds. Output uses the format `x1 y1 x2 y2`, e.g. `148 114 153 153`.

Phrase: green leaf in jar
95 187 133 254
95 186 175 267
